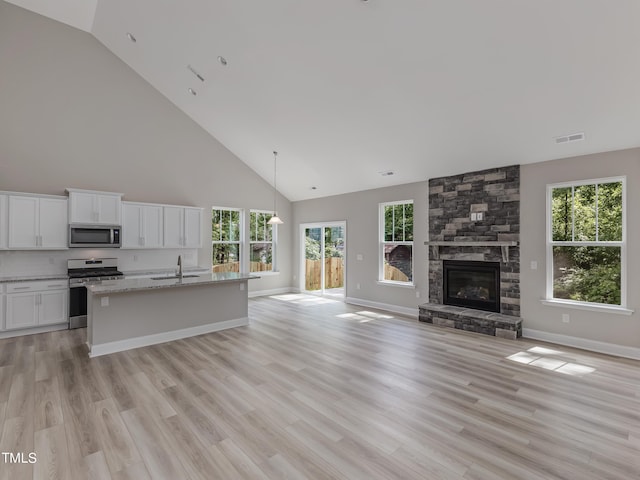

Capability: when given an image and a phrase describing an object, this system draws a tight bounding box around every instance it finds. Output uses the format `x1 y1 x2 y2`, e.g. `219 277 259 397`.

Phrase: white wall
520 147 640 353
292 181 428 315
0 2 291 293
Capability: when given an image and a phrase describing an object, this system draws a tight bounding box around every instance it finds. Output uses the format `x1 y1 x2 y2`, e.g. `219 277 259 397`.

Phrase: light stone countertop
88 272 258 294
0 274 69 283
121 266 210 278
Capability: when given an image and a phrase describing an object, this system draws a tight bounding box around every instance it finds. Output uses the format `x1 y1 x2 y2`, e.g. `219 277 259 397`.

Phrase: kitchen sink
150 275 200 280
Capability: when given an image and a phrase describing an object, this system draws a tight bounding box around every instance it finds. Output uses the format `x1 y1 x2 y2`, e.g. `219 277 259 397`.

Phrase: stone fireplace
419 165 523 339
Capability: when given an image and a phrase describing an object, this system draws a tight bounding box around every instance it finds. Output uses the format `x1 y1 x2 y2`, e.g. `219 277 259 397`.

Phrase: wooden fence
384 263 409 282
212 262 272 273
305 257 344 290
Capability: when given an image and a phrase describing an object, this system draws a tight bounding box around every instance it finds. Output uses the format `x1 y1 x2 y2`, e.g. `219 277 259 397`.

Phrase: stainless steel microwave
69 225 121 248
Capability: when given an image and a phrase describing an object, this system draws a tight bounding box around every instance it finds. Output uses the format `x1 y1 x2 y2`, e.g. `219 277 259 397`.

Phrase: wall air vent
554 132 585 144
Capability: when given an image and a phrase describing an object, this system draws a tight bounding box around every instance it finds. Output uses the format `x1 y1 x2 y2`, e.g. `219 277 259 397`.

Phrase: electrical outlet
356 283 361 290
239 283 245 291
562 314 570 323
101 297 109 307
477 212 483 221
530 261 538 270
133 255 138 262
416 291 420 298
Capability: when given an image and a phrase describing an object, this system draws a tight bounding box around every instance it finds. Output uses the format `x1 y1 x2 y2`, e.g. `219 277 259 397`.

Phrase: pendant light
267 150 284 225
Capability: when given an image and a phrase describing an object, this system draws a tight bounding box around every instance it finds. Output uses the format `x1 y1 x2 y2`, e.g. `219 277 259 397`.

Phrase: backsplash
0 249 199 277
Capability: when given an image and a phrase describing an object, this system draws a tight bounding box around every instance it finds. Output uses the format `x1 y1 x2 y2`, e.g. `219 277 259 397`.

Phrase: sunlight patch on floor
506 346 596 376
336 310 395 323
270 293 339 305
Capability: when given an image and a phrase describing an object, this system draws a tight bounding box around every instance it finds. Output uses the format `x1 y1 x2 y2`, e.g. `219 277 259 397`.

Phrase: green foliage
384 202 413 242
551 181 623 305
212 209 240 265
305 236 321 260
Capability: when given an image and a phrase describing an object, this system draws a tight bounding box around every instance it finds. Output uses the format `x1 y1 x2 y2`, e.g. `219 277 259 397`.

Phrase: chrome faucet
177 255 183 279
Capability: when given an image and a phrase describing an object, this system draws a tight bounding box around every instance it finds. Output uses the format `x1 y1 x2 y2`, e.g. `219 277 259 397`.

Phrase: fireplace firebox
443 260 500 313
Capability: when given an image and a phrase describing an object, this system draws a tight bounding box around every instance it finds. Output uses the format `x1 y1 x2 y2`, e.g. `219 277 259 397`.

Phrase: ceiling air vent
554 132 585 144
187 65 205 82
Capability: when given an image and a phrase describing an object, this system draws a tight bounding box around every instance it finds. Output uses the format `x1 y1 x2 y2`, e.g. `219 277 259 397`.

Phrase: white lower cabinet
5 280 68 330
6 292 38 330
0 287 5 331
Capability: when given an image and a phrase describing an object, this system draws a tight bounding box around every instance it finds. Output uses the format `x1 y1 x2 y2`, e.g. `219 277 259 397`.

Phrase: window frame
545 176 627 309
249 209 277 273
378 200 414 286
212 207 244 272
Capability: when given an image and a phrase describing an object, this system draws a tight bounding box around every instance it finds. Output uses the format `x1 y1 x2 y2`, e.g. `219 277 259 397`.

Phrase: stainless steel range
68 258 123 329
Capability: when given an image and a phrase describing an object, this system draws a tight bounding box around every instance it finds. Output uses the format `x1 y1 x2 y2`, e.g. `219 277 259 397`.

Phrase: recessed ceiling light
126 32 137 43
217 56 228 66
378 170 394 176
188 88 197 96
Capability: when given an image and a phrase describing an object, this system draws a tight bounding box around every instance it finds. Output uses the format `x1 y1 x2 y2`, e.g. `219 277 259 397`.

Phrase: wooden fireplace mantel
424 240 519 263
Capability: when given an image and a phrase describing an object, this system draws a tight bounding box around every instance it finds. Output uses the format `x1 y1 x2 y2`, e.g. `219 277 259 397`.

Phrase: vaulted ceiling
7 0 640 201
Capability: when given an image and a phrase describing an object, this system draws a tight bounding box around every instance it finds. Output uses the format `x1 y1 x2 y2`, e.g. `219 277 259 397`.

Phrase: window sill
540 299 634 316
377 280 415 289
248 270 279 277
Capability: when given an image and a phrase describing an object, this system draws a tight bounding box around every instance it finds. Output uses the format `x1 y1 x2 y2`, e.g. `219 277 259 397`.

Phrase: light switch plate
470 213 477 221
101 297 109 307
356 254 363 261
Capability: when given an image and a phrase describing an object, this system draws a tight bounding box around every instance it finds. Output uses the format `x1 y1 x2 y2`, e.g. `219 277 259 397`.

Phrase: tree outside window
212 208 241 273
250 210 275 272
549 179 624 306
380 201 414 284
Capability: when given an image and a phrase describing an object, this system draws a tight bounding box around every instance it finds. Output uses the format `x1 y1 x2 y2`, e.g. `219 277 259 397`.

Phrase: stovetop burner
67 258 123 284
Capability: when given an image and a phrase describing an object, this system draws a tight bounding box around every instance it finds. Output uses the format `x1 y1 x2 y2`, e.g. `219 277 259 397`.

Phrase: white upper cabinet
184 207 203 248
0 194 7 249
39 198 68 248
163 206 203 248
67 189 122 225
122 202 164 249
8 195 67 249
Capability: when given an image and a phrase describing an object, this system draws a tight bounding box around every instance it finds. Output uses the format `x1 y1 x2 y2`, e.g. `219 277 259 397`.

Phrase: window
547 177 625 306
250 210 276 272
212 208 241 273
379 201 414 284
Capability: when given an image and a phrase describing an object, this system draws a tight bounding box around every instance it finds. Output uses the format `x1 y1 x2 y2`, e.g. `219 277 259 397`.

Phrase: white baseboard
0 323 68 339
522 328 640 360
89 317 250 357
345 297 418 319
249 287 295 298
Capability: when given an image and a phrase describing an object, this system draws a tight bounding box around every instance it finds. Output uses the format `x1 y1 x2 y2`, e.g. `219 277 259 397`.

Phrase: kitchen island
86 272 257 357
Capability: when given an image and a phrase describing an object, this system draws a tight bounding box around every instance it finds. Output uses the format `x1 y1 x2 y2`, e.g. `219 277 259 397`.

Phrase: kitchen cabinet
122 202 164 248
0 194 7 249
0 285 4 331
8 195 68 249
5 280 68 330
163 206 203 248
67 189 122 225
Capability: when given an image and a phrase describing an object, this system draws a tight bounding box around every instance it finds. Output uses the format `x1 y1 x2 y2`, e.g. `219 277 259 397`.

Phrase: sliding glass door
301 222 346 297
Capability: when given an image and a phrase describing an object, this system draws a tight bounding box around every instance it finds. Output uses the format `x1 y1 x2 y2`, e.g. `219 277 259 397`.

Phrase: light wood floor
1 294 639 479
